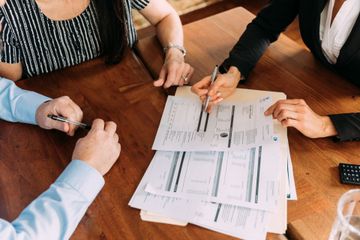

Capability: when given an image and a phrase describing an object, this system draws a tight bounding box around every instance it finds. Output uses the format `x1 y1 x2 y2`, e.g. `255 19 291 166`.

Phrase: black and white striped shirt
0 0 150 77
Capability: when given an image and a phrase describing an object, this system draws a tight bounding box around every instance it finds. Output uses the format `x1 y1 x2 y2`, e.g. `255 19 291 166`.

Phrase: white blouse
320 0 360 64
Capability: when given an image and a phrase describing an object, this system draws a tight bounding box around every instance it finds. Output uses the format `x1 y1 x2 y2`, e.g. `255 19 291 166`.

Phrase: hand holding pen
48 114 91 130
203 66 219 112
191 66 242 113
35 96 85 136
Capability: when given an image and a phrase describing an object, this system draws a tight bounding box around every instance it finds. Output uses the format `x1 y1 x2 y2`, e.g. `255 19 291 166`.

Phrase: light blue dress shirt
0 79 105 239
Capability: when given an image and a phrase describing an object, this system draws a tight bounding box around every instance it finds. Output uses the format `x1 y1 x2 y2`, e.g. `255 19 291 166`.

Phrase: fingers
264 99 309 135
276 109 299 122
153 68 166 87
159 60 194 88
179 64 193 86
208 77 226 98
281 118 299 128
92 120 118 142
36 96 85 134
271 103 300 119
265 100 304 124
113 133 119 143
51 119 70 133
205 97 224 113
52 96 83 136
185 66 194 85
174 64 185 86
191 76 211 96
164 65 177 89
105 121 117 135
264 99 307 116
91 119 105 131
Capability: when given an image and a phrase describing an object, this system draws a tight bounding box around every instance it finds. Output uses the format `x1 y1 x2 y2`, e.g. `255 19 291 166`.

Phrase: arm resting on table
0 160 104 240
0 78 50 124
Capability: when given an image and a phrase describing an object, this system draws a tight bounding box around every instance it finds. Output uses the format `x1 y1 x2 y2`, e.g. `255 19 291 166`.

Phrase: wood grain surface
135 7 360 240
1 6 359 240
0 47 276 239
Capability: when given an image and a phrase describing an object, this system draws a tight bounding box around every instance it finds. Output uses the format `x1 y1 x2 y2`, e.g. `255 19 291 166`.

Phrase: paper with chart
152 96 274 151
193 202 269 240
128 155 270 240
286 151 297 200
145 139 281 210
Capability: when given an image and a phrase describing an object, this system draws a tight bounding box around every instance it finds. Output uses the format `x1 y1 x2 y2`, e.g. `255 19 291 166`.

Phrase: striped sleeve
131 0 150 10
0 12 21 64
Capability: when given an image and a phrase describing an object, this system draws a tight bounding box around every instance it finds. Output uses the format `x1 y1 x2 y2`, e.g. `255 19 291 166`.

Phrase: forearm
0 160 104 240
0 78 50 124
221 0 299 79
155 11 183 48
222 23 272 79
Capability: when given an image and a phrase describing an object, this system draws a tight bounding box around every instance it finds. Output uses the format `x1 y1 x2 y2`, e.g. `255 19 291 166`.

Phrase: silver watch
163 43 186 57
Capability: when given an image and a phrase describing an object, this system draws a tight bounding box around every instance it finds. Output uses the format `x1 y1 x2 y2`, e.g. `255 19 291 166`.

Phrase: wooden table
135 7 360 240
1 6 359 240
0 47 278 240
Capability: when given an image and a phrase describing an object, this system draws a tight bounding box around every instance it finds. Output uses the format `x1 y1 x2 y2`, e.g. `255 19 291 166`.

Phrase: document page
146 139 281 210
152 96 274 151
129 154 270 240
129 154 197 222
286 151 297 200
193 202 269 240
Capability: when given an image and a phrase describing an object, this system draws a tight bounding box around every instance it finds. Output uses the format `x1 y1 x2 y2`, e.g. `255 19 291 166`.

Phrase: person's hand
36 96 83 136
264 99 338 138
72 119 121 176
153 48 194 88
191 66 241 112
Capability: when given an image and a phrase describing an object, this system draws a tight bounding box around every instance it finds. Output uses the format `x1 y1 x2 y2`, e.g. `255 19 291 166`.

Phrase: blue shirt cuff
55 160 105 202
14 91 51 125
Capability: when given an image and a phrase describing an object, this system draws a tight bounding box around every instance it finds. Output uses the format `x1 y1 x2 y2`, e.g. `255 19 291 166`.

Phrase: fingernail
216 98 224 104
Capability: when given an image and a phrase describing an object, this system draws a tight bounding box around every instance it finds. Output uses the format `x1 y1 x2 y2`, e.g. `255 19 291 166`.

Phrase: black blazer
221 0 360 141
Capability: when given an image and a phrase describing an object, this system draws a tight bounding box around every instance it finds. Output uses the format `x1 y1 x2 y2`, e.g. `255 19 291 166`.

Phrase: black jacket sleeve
221 0 299 79
329 113 360 141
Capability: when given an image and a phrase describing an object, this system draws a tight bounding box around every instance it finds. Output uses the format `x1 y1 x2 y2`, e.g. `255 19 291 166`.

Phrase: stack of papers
129 87 296 240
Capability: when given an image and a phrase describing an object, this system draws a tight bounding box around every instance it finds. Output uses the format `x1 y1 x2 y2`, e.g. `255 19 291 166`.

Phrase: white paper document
286 150 297 200
152 96 274 151
129 87 292 239
145 139 281 210
193 202 269 240
129 156 269 240
129 155 198 222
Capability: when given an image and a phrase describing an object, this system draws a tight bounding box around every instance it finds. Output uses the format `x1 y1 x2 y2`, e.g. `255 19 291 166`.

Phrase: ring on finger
181 74 189 83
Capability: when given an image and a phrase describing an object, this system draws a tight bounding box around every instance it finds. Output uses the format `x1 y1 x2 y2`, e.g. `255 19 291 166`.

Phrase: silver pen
47 114 91 130
203 65 219 112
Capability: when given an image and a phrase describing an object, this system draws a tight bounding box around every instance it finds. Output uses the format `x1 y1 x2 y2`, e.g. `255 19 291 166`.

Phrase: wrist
35 100 50 128
227 66 242 85
80 159 105 176
165 48 184 61
321 116 338 137
163 43 186 57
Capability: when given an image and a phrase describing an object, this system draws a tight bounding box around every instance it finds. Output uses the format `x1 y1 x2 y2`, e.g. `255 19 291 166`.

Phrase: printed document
146 139 281 210
129 156 269 240
152 96 273 151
